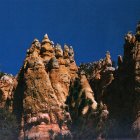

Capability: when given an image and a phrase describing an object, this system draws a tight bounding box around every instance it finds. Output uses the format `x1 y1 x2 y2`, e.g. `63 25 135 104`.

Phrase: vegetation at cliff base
0 108 18 140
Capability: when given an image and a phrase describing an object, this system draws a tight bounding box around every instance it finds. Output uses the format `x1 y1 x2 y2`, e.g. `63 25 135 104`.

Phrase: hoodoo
1 22 140 139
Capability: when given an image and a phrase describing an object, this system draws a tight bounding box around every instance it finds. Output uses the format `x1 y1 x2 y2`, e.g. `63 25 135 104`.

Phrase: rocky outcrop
132 22 140 139
0 74 17 110
14 36 72 140
1 21 140 140
12 34 96 140
80 51 115 104
78 21 140 139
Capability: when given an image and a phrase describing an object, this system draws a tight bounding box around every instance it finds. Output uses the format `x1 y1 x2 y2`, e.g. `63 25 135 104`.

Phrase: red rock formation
14 35 72 140
11 32 98 139
40 34 55 64
0 74 17 110
2 22 140 140
51 44 71 103
80 51 115 104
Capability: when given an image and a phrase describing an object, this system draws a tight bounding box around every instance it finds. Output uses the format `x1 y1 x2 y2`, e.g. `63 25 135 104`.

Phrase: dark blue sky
0 0 140 75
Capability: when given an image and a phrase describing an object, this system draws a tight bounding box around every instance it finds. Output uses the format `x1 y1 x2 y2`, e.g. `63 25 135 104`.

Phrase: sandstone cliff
1 22 140 140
